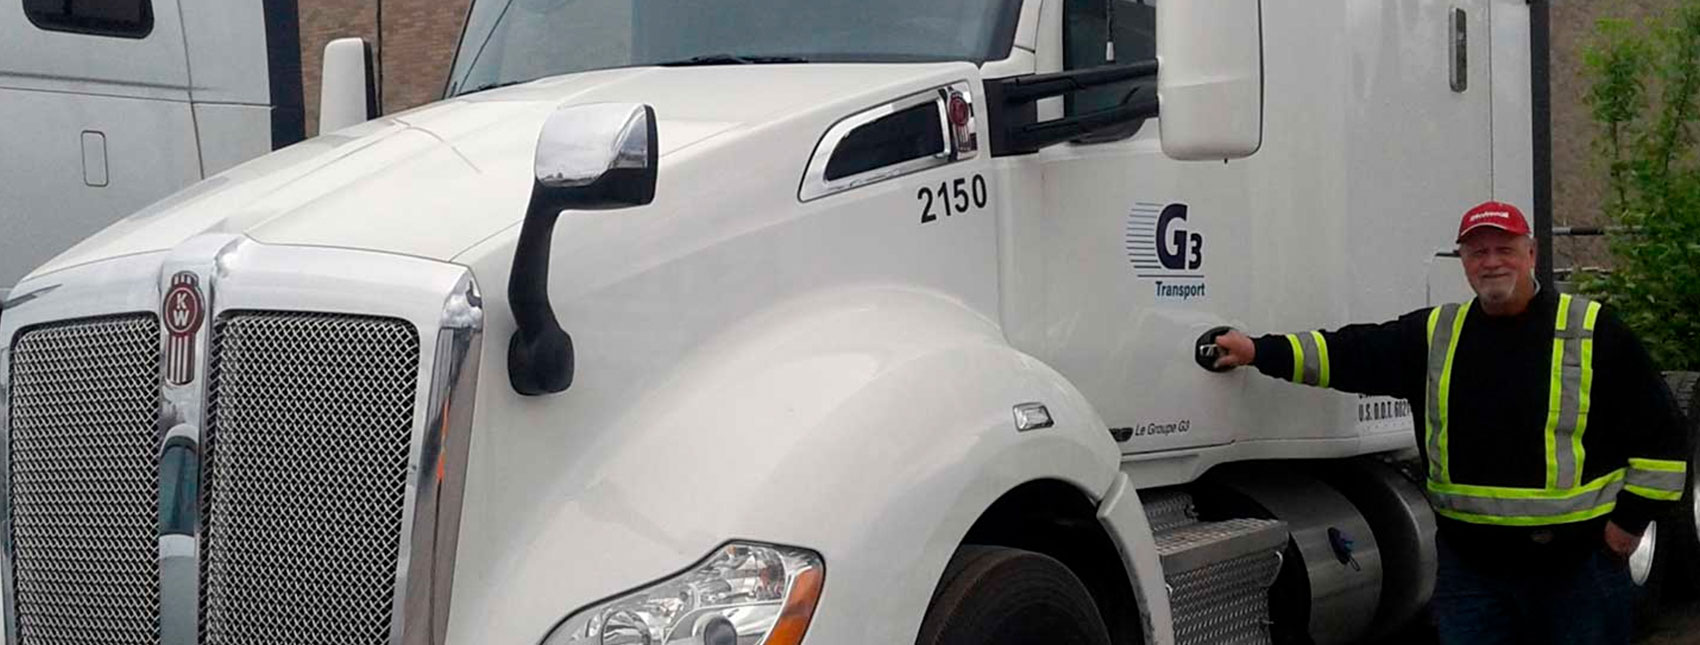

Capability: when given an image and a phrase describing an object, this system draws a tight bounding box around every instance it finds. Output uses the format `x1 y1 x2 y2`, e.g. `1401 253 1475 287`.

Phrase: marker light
948 93 971 128
541 543 824 645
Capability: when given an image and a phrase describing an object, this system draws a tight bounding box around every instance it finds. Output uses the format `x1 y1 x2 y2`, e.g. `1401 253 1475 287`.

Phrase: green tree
1581 3 1700 370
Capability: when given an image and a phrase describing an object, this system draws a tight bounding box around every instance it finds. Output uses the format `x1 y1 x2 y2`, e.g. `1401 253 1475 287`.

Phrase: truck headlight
541 542 825 645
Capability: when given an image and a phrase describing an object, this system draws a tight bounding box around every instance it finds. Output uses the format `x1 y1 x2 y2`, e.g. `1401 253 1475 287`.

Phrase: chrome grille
8 315 162 645
202 312 420 645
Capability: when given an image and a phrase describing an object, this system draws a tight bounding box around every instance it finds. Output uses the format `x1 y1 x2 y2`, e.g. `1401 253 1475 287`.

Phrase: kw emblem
164 272 204 385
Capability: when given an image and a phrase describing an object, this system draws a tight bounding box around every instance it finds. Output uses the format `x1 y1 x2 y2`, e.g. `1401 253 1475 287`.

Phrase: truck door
0 0 200 294
1003 0 1497 456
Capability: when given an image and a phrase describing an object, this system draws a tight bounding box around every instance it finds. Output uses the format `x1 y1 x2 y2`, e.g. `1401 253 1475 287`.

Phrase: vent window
824 102 945 181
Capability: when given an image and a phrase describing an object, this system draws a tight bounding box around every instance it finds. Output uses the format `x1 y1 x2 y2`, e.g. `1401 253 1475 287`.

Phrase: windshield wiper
458 54 808 95
459 79 531 96
659 54 809 67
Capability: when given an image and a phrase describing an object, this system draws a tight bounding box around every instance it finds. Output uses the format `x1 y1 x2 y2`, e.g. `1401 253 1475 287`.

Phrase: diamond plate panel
1169 551 1283 645
1143 490 1198 535
8 315 162 645
201 312 419 645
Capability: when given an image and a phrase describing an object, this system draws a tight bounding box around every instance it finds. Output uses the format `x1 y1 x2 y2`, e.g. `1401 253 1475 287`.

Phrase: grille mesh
201 312 420 645
8 315 162 645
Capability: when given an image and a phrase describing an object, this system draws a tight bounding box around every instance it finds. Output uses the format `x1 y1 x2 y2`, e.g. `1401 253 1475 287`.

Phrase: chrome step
1155 517 1288 574
1142 489 1201 534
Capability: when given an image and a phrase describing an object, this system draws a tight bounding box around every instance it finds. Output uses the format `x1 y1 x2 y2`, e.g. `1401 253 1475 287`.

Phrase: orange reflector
764 566 824 645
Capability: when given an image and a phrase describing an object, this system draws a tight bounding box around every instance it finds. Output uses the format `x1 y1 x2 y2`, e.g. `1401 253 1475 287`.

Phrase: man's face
1459 229 1536 306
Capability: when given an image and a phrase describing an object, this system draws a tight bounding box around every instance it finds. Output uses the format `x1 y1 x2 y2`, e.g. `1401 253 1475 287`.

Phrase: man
1210 201 1689 644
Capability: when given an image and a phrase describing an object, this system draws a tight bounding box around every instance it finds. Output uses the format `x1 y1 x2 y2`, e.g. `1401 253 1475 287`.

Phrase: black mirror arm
995 60 1159 103
985 60 1161 156
1011 93 1159 151
508 183 575 396
504 103 658 396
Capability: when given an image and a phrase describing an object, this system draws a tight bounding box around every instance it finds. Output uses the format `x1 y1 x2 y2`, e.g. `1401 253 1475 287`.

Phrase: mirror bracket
985 60 1159 156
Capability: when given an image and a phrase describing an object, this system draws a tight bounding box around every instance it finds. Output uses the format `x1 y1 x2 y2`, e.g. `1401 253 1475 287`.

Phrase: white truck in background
2 1 1698 645
0 0 311 299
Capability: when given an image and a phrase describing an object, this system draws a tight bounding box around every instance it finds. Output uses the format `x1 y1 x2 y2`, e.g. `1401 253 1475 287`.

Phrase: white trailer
0 0 307 299
1 1 1695 644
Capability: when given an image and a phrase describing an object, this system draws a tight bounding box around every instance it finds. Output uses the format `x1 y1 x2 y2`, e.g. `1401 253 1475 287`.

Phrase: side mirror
319 37 378 135
1157 0 1265 160
532 103 660 210
508 103 659 396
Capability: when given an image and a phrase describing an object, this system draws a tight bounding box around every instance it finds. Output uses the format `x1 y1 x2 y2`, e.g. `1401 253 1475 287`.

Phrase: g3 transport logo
1126 202 1206 300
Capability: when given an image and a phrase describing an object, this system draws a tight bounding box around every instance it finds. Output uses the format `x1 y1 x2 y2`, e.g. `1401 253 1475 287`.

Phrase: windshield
447 0 1023 96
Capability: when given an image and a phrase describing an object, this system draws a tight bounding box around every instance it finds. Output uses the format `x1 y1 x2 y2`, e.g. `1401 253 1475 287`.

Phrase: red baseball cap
1457 200 1532 242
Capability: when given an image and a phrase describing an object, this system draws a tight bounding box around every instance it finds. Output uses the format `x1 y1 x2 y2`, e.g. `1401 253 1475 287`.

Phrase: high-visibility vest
1418 294 1687 526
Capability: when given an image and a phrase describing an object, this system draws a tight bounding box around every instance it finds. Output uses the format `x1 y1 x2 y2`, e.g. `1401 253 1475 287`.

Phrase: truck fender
449 287 1128 643
1098 472 1176 645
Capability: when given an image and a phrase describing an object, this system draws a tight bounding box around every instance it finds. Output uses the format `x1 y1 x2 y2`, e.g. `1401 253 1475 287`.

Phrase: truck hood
29 63 971 279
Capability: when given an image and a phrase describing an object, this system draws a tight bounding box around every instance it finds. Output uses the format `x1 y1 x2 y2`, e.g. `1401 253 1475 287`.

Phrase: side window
1063 0 1156 138
22 0 154 39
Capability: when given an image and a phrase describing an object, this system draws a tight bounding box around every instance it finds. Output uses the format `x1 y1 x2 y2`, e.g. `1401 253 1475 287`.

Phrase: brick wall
373 0 473 116
297 0 471 135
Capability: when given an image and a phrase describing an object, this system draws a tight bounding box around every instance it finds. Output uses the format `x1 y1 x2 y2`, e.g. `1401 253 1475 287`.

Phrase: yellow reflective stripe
1575 332 1595 488
1425 307 1443 481
1427 469 1623 523
1584 301 1602 331
1429 469 1624 499
1287 334 1304 383
1626 485 1683 501
1543 336 1565 489
1438 306 1467 484
1433 503 1616 526
1544 295 1573 489
1626 459 1685 499
1312 331 1331 389
1629 458 1688 473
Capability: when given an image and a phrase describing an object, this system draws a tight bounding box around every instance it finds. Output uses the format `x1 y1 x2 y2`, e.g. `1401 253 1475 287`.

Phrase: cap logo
1470 211 1511 223
164 272 204 385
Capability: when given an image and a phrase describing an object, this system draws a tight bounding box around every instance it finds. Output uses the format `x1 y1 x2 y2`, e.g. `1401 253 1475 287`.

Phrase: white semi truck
2 1 1697 644
0 0 311 300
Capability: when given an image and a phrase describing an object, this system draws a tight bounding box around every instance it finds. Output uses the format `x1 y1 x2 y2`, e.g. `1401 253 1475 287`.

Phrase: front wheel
916 546 1113 645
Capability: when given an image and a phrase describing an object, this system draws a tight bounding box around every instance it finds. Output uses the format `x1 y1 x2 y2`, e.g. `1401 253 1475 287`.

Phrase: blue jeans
1431 537 1634 645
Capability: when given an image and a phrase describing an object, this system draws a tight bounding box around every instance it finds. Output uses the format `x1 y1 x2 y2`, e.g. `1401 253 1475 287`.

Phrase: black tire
1656 371 1700 600
916 546 1113 645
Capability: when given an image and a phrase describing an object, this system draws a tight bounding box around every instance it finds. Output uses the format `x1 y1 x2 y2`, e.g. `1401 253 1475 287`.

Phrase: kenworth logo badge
163 271 205 385
1126 202 1207 301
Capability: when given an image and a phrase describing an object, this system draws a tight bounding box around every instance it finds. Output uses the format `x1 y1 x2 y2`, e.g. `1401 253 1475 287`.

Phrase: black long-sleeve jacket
1250 288 1687 566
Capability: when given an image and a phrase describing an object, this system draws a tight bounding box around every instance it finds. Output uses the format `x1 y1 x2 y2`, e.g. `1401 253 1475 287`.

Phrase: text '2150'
919 174 988 224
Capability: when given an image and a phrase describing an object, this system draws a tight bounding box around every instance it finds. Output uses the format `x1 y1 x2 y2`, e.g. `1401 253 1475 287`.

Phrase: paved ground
1640 599 1700 644
1383 599 1700 644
